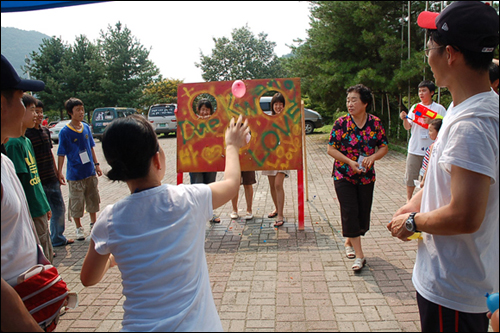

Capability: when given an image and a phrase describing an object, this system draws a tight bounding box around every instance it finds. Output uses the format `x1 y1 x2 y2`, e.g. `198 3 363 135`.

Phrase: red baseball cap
417 1 499 53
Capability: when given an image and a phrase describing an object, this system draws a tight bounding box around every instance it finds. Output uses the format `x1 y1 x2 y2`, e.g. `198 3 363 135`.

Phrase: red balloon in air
232 80 246 98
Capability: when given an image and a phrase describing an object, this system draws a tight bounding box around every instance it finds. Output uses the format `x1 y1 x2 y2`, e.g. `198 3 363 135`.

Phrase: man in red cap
388 2 499 332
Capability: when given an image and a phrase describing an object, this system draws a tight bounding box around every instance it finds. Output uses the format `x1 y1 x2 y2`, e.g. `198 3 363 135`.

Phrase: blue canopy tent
1 1 103 12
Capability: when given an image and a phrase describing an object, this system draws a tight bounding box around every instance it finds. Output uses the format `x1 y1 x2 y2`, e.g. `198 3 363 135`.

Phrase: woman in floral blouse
327 84 388 272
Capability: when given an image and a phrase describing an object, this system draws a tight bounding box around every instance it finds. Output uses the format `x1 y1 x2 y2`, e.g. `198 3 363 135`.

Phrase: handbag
13 244 78 332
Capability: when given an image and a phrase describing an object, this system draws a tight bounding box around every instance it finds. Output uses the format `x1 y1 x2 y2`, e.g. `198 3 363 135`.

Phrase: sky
1 1 312 83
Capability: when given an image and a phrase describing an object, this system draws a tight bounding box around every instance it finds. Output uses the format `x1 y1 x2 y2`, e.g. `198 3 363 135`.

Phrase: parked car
49 120 90 144
91 107 137 140
259 96 324 134
147 104 177 135
47 121 59 128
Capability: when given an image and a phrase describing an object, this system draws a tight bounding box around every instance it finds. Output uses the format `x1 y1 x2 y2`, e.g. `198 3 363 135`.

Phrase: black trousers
334 178 375 238
417 292 489 332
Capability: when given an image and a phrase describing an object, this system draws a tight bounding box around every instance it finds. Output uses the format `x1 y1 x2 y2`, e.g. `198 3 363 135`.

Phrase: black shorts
334 178 374 238
241 171 256 185
416 292 489 332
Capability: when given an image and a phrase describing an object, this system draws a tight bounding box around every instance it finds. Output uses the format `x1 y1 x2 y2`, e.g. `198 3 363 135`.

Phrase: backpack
13 245 77 332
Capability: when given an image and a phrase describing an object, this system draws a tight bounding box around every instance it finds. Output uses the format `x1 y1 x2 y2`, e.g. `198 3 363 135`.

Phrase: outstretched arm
209 115 249 209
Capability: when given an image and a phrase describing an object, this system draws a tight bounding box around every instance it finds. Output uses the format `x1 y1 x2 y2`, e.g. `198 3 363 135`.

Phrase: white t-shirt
407 101 447 156
1 154 38 286
91 184 222 332
413 90 499 313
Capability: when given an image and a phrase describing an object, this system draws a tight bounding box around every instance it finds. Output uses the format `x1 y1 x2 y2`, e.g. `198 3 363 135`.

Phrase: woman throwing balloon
262 93 290 228
327 84 388 272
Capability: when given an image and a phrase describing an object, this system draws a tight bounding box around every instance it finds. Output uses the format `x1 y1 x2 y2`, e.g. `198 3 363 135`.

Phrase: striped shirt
25 126 59 185
420 145 432 176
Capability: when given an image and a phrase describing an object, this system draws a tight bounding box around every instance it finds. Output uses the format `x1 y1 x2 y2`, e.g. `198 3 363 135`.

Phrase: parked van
92 107 137 140
147 104 177 135
259 96 324 134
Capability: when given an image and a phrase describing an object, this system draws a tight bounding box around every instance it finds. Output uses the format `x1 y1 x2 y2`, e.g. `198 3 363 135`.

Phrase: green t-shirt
5 136 50 218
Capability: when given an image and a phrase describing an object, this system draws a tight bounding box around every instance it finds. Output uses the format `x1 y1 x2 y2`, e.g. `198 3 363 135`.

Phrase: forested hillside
1 27 51 78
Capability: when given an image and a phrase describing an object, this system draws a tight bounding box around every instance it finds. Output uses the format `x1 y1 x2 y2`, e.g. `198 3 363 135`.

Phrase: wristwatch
405 212 419 233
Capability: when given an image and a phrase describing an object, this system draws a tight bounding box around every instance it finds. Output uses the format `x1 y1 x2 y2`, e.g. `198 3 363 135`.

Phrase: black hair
64 97 83 118
346 84 373 111
36 99 44 109
418 80 436 93
102 114 159 182
270 93 285 115
197 99 213 114
429 118 442 132
489 62 499 84
22 93 37 108
429 30 494 72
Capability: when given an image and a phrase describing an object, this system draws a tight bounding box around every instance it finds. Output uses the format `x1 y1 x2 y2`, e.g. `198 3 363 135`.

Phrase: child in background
4 93 54 262
57 97 102 240
419 118 442 188
25 99 74 247
80 114 249 331
190 99 220 223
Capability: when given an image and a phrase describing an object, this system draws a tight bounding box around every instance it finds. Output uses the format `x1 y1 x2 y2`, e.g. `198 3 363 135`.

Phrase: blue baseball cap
1 54 45 91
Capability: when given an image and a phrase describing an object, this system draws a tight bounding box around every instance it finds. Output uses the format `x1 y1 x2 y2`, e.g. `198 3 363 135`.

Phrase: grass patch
315 124 332 134
389 143 407 155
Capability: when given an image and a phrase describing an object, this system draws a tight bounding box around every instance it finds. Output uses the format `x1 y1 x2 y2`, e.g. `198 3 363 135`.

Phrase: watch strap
409 212 419 232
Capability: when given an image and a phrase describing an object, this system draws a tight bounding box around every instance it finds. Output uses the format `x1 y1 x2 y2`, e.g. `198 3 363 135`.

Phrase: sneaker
76 227 85 241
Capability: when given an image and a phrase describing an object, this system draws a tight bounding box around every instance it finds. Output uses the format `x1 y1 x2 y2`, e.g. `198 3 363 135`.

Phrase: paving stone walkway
53 132 423 332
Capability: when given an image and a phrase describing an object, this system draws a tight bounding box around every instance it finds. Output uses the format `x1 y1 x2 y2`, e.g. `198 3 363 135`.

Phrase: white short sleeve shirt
91 184 222 331
407 101 447 156
414 91 499 313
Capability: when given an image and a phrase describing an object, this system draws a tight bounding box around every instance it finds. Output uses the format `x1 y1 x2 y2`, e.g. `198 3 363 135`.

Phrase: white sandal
242 213 254 220
230 212 239 219
352 258 366 271
345 246 356 259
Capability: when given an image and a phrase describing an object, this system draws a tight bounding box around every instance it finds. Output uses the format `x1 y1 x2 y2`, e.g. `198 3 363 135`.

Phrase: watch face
405 219 414 232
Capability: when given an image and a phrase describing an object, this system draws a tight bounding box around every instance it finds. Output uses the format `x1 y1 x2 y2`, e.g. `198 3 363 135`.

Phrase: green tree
25 22 160 119
99 22 159 108
63 35 105 122
286 1 435 137
140 76 183 110
196 25 284 81
24 37 69 119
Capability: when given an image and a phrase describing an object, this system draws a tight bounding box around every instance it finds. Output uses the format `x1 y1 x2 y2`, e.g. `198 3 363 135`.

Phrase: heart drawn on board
202 146 223 164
